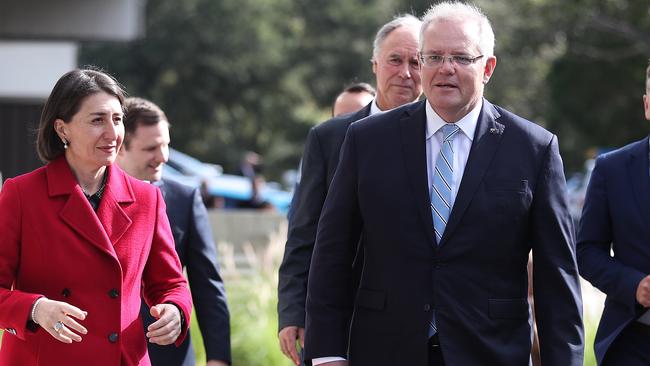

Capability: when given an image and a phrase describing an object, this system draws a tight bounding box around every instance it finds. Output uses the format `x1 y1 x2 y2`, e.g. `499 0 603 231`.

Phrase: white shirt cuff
312 356 346 365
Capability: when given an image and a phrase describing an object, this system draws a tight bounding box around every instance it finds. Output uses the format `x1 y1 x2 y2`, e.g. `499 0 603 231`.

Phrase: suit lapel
358 103 372 119
155 180 168 200
96 165 134 247
48 158 117 258
628 138 650 225
440 100 504 246
400 101 436 246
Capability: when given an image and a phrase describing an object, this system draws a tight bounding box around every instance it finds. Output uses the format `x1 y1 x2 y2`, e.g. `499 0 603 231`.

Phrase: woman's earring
63 138 68 149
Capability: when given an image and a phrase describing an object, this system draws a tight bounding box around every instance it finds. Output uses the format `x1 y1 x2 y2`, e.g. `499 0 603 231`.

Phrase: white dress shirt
425 100 480 209
311 100 482 366
369 98 384 116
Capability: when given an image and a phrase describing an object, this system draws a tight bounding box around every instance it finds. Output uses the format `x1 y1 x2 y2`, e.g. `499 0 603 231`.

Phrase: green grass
189 272 291 366
584 314 599 366
189 309 206 364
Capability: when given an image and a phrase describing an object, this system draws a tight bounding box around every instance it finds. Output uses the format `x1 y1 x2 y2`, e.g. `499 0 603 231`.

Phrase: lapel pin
489 127 500 134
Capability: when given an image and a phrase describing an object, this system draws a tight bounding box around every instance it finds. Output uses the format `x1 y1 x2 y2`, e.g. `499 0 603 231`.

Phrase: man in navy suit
304 3 584 366
577 62 650 365
278 14 423 365
117 98 231 366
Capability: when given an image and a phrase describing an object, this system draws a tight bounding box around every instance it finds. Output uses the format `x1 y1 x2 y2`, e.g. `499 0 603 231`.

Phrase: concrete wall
0 0 145 41
208 209 287 278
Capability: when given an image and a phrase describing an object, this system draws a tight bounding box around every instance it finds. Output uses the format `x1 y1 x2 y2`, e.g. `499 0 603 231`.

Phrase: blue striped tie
428 123 459 338
431 123 459 244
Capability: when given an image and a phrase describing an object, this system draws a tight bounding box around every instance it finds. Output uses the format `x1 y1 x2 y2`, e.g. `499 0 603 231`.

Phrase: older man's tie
428 123 459 338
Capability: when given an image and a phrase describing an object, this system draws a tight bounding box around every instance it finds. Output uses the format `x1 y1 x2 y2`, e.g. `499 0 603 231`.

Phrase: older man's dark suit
577 138 650 365
278 104 371 331
142 178 231 366
305 100 584 365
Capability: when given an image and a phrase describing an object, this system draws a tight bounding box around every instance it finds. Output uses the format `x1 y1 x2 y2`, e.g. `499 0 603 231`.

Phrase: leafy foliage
80 0 650 177
81 0 397 180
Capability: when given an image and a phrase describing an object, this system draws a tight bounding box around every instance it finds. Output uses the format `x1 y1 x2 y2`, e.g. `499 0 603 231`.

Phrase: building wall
0 101 43 179
0 0 145 180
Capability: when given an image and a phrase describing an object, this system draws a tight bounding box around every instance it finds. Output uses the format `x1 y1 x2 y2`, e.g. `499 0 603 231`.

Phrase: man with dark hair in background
332 82 376 117
117 97 231 366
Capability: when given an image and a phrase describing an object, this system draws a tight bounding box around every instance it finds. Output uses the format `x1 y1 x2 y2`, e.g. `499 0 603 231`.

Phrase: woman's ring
53 321 64 333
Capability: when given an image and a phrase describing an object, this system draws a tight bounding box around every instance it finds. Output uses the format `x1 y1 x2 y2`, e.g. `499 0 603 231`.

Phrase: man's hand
147 304 182 345
637 275 650 307
206 360 229 366
279 326 305 365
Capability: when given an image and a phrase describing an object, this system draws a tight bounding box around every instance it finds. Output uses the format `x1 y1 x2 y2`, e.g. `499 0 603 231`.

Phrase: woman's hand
33 298 88 343
146 303 182 345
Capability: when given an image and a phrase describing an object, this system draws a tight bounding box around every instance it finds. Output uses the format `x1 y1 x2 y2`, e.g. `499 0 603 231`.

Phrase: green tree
81 0 407 181
545 0 650 170
81 0 650 177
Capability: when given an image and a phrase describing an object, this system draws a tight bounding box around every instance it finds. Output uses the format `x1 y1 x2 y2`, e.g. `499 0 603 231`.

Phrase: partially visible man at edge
278 14 423 366
332 82 376 117
116 97 231 366
577 61 650 365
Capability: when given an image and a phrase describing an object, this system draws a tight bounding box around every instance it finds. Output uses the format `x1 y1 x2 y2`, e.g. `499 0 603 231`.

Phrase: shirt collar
370 99 383 116
371 98 422 116
425 100 482 141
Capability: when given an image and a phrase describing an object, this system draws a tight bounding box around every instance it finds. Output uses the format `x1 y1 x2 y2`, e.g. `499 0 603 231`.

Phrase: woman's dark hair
35 67 127 162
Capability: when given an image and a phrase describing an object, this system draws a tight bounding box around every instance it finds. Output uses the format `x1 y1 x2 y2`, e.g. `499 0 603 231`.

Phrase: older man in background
278 14 423 366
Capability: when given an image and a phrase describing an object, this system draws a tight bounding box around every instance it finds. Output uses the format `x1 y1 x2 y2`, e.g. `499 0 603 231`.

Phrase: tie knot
440 123 459 142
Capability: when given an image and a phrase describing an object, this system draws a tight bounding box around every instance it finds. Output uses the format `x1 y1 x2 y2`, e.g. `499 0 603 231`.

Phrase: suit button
108 333 119 343
423 304 431 312
108 289 119 298
61 288 71 298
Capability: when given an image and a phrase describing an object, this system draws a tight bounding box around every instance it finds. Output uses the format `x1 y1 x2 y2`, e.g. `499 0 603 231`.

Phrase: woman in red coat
0 68 192 365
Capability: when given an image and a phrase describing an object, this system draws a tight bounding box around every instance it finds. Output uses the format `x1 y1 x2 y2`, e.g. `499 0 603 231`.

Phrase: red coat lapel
46 157 133 258
96 164 134 247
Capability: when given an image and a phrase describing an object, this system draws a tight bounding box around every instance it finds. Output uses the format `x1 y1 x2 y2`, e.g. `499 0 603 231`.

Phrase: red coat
0 157 192 365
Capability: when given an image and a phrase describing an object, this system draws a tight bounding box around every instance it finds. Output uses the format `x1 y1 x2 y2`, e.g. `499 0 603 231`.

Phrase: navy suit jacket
278 104 371 330
142 178 231 365
577 137 650 365
305 100 584 365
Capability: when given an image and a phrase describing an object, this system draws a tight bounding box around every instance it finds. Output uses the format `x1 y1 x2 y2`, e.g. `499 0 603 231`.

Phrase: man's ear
483 56 497 84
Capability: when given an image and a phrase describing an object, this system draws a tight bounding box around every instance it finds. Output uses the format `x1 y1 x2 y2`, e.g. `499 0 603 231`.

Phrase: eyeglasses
419 54 484 67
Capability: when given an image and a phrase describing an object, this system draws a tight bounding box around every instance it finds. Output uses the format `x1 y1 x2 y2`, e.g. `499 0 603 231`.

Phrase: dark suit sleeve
304 125 362 360
577 156 645 313
528 136 584 365
185 187 231 363
278 127 328 330
143 188 193 347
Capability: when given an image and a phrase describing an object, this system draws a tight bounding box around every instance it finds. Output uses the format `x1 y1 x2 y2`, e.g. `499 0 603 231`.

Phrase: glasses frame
419 54 484 67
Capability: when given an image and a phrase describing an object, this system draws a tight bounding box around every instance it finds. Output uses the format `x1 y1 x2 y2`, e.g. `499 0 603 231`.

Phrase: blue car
162 148 292 213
